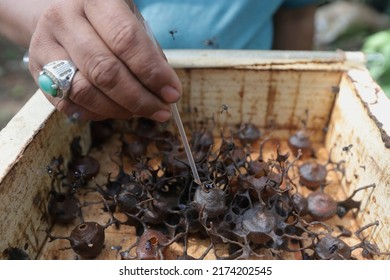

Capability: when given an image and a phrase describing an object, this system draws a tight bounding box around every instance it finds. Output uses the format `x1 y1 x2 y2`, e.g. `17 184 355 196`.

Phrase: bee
169 29 178 40
220 104 231 114
204 36 219 48
342 144 353 154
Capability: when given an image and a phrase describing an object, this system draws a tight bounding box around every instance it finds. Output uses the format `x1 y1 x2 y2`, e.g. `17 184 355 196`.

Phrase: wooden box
0 50 389 260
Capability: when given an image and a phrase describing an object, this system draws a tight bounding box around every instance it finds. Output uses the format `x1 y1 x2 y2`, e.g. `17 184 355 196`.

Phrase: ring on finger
38 60 78 99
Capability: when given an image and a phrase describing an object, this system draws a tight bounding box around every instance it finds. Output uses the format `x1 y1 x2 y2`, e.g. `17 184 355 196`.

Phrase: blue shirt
134 0 320 49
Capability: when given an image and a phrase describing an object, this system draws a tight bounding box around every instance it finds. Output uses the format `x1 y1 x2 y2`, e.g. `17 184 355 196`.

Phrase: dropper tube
141 18 202 185
170 103 202 185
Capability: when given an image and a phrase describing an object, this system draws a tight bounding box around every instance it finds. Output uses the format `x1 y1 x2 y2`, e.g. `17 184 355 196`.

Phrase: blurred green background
1 0 390 130
0 39 35 129
316 0 390 98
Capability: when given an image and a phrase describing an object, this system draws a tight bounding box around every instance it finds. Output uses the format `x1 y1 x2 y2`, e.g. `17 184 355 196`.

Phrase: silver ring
38 60 77 98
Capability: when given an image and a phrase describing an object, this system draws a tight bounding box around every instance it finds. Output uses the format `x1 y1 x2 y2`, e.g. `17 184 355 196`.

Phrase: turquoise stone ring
38 60 77 98
38 73 58 96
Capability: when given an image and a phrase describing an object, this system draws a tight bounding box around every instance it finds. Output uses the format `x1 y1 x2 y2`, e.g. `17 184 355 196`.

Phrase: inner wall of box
326 73 390 255
175 67 341 143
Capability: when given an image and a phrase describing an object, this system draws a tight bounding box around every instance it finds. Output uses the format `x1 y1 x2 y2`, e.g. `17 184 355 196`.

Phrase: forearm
272 5 317 50
0 0 49 47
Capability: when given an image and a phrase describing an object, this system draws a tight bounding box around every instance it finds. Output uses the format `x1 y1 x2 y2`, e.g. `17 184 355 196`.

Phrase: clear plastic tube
170 103 201 185
142 19 201 185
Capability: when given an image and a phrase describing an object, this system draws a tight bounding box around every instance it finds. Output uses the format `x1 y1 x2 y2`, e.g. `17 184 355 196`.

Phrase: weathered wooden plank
325 69 390 257
0 91 90 259
175 68 341 143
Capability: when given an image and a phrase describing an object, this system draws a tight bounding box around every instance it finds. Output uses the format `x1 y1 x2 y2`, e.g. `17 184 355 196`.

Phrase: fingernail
151 110 171 122
160 85 181 103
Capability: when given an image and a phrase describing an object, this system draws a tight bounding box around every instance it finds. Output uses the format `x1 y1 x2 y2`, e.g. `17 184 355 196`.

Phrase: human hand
28 0 182 122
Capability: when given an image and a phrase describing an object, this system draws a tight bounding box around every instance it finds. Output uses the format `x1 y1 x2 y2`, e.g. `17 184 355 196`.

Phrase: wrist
0 0 48 47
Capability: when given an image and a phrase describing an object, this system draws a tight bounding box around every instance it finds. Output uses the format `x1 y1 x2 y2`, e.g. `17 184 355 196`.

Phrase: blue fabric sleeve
134 0 319 50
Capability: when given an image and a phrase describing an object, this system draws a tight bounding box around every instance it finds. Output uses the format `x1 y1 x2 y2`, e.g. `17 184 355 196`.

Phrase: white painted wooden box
0 50 388 259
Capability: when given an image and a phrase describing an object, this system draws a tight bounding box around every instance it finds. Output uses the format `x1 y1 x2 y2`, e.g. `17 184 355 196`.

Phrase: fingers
83 0 182 102
55 13 173 120
28 0 182 122
28 33 132 120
